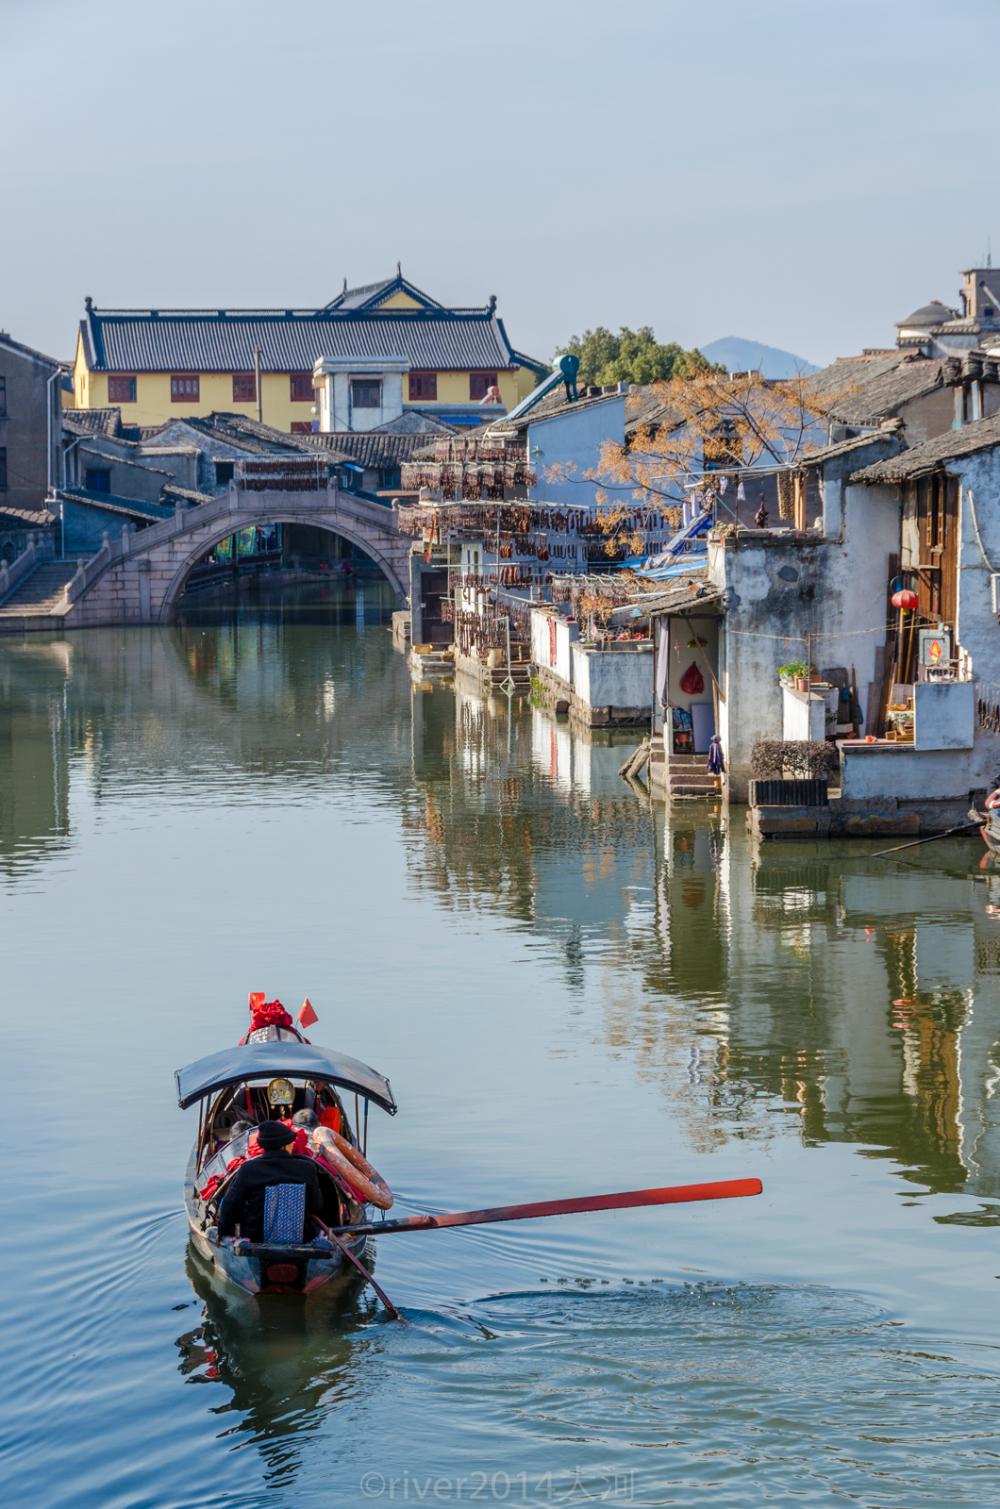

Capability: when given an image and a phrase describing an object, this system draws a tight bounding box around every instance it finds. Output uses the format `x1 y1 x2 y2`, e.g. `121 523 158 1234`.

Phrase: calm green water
3 585 1000 1507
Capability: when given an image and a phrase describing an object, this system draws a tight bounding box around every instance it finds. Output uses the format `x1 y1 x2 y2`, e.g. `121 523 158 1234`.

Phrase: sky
3 0 998 369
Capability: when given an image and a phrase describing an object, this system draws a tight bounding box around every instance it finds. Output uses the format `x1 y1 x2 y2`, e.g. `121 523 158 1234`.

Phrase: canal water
3 583 1000 1507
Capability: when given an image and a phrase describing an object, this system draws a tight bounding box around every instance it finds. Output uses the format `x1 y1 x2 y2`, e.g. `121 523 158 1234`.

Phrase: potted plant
777 660 810 690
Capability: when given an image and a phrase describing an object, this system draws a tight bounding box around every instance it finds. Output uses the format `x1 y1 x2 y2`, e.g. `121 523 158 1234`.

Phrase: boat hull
970 808 1000 856
186 1213 373 1295
183 1143 373 1296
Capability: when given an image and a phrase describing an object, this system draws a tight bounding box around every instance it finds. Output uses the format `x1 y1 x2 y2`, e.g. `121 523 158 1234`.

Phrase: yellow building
70 273 544 433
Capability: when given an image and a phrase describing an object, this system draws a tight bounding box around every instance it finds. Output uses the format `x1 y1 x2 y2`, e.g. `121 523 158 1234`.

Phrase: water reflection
3 614 1000 1217
177 1246 377 1489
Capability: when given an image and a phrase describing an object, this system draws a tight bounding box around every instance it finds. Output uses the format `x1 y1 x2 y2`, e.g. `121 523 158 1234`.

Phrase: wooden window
170 375 200 403
289 373 313 402
290 421 314 434
409 370 437 401
108 375 136 403
0 376 6 417
351 378 381 408
85 467 112 493
232 373 256 403
0 447 6 488
469 371 499 401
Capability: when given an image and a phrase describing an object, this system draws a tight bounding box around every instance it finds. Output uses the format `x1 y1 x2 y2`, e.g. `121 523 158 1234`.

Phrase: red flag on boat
298 997 318 1028
248 991 265 1012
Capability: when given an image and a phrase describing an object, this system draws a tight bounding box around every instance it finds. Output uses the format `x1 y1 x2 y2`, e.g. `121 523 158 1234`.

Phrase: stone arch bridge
62 474 411 629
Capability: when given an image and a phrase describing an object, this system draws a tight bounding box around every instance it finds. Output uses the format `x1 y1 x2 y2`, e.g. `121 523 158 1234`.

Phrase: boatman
217 1119 322 1243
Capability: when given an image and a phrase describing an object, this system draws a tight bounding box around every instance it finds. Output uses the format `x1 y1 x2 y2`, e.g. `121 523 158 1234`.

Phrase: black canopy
175 1040 397 1114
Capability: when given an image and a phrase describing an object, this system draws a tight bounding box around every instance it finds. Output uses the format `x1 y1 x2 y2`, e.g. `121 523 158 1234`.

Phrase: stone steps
0 562 76 619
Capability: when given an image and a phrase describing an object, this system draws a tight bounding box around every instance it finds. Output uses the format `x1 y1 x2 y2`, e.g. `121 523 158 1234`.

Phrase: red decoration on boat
891 589 918 611
246 999 294 1034
248 991 265 1010
679 662 705 695
297 997 318 1028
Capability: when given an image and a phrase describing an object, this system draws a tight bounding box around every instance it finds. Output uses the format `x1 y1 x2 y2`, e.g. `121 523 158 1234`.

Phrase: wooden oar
867 820 982 860
312 1215 405 1322
330 1177 762 1239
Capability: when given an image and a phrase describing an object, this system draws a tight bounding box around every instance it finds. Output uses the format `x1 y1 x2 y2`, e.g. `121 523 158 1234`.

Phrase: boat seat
263 1183 306 1244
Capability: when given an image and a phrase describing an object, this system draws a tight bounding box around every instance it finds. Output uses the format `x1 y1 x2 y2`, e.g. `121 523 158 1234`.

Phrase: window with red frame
289 373 313 402
290 421 314 434
469 371 499 401
108 375 137 403
409 370 437 401
170 375 200 403
232 373 256 403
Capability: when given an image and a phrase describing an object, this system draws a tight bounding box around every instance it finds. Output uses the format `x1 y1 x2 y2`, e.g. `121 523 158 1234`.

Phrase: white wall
709 480 900 797
572 644 652 711
530 609 578 685
528 395 625 508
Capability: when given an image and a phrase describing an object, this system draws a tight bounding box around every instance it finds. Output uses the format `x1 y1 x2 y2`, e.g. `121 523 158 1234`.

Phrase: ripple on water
359 1283 1000 1507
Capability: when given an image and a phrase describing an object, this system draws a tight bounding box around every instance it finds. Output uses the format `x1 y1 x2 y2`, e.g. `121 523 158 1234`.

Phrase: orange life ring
986 790 1000 810
312 1127 393 1210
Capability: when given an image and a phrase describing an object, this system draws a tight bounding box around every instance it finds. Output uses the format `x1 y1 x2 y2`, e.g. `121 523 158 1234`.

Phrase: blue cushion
263 1183 306 1243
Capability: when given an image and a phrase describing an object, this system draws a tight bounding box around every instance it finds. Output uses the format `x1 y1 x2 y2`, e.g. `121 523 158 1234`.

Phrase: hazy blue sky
4 0 997 367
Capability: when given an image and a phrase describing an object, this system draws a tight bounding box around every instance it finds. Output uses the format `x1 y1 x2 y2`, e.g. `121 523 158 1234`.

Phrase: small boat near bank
176 1009 398 1297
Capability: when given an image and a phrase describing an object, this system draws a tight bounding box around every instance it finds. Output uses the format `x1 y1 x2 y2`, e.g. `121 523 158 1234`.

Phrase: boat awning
174 1041 398 1114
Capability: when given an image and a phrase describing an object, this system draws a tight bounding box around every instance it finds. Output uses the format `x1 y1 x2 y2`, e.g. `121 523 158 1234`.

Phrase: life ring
312 1127 394 1210
986 790 1000 811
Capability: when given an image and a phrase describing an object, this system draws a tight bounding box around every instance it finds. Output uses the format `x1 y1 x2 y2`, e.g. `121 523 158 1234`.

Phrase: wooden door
914 473 958 627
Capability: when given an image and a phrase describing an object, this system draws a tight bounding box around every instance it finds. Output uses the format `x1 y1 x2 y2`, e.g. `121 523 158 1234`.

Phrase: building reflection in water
4 619 1000 1215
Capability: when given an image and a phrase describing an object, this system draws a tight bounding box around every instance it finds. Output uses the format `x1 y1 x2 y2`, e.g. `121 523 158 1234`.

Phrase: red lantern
891 589 918 611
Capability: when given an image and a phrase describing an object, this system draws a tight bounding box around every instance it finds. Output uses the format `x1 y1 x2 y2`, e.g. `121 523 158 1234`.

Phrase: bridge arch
161 511 407 620
62 485 412 630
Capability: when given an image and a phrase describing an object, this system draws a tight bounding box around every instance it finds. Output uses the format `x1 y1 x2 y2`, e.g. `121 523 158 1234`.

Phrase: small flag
298 997 318 1028
248 991 265 1011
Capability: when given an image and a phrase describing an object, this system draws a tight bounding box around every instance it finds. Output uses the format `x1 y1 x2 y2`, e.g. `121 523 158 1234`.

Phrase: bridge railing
0 531 56 606
64 483 407 606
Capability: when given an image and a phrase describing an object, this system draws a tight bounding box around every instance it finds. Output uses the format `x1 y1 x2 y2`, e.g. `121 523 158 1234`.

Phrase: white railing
0 531 56 606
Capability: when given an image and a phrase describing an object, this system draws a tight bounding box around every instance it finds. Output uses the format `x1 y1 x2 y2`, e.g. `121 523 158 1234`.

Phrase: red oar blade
332 1177 762 1238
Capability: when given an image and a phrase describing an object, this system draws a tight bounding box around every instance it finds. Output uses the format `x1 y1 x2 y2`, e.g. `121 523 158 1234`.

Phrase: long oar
330 1177 762 1239
867 820 982 860
312 1215 405 1322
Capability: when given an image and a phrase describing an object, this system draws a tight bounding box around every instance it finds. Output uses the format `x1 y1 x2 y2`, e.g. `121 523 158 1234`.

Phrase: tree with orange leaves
544 368 847 556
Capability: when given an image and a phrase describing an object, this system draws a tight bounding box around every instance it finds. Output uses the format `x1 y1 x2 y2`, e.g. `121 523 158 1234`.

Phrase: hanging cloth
706 734 725 775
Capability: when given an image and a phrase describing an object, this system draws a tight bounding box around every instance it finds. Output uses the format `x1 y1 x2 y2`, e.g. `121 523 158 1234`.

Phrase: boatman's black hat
257 1119 296 1150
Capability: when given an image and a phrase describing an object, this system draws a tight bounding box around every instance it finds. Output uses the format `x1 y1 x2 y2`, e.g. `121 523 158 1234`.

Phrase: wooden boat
175 1023 397 1297
968 796 1000 856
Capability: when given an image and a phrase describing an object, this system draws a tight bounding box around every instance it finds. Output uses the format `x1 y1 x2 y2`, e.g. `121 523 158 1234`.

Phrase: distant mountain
701 336 819 379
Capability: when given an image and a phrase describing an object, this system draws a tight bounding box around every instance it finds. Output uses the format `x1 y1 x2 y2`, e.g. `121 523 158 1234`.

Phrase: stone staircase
0 561 77 630
665 753 722 801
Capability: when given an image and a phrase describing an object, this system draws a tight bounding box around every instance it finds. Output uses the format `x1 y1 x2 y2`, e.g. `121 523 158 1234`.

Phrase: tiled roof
805 352 957 423
798 426 902 466
58 487 172 521
897 300 957 327
0 503 56 527
0 331 65 368
851 411 1000 483
301 431 456 468
79 304 519 374
63 407 123 437
490 386 623 435
161 482 216 505
323 274 442 312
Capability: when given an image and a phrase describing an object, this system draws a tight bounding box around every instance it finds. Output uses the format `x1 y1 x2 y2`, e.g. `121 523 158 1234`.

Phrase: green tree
557 326 718 386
